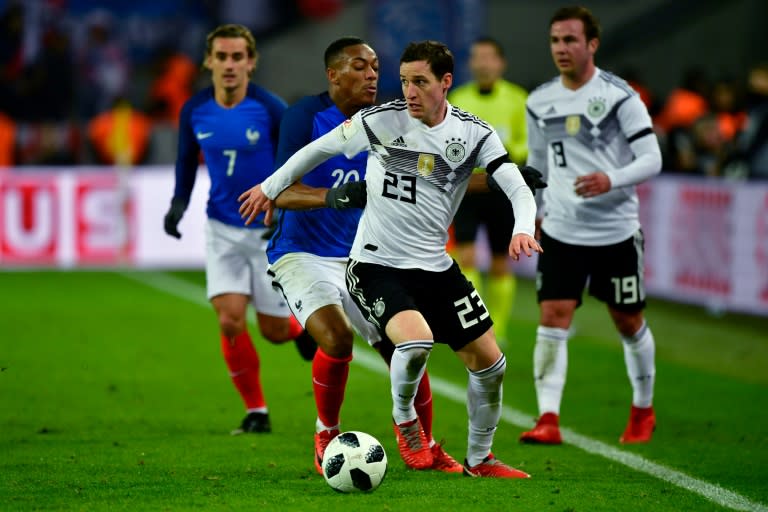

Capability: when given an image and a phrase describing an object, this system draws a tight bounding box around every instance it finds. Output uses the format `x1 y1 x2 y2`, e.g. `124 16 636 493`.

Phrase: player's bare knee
540 302 574 328
218 314 246 339
610 310 644 337
259 323 290 344
312 322 354 356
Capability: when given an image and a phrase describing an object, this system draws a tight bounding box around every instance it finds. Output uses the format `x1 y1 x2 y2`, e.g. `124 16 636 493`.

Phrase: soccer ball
322 431 387 493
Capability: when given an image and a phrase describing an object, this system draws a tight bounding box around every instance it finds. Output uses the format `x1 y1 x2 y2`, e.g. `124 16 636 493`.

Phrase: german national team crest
444 137 466 162
587 97 607 118
565 115 581 136
373 297 386 317
417 154 435 176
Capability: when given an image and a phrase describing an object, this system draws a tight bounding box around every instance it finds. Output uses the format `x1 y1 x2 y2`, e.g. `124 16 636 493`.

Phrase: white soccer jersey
262 99 536 272
526 68 662 246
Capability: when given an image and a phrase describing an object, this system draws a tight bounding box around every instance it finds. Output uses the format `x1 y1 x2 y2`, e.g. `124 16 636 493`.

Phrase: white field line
119 271 768 512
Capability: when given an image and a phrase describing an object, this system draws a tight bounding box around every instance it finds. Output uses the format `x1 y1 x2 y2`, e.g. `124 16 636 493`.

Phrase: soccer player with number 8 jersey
519 6 662 446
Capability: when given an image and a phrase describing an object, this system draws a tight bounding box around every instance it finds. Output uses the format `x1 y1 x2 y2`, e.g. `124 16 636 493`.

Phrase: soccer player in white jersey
518 6 662 445
239 40 542 478
265 37 462 475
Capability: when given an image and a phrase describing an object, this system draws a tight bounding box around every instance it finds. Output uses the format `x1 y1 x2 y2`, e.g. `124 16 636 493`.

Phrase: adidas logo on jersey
391 136 407 147
545 106 557 115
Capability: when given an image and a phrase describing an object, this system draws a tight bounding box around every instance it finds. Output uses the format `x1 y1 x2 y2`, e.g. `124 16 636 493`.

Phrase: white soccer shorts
205 218 290 317
269 252 380 346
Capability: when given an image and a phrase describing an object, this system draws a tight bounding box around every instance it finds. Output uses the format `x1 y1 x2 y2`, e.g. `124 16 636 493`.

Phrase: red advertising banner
0 169 766 316
0 174 59 265
74 173 135 265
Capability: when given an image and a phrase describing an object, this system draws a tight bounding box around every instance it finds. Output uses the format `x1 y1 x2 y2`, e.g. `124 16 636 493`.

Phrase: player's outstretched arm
274 180 368 211
275 182 328 210
238 184 275 226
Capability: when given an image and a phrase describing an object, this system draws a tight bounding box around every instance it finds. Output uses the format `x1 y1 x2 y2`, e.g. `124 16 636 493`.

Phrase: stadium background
2 2 767 511
1 0 766 316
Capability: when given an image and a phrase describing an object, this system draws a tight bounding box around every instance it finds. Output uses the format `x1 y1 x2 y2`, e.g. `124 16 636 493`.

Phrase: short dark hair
472 37 505 59
550 6 601 42
324 36 367 68
400 40 454 79
206 24 257 58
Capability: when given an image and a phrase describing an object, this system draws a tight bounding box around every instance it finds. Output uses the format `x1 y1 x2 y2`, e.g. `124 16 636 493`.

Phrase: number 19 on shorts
611 276 641 305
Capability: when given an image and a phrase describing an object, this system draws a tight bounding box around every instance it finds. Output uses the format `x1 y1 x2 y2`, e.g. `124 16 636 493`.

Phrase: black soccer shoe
294 330 318 362
231 412 271 435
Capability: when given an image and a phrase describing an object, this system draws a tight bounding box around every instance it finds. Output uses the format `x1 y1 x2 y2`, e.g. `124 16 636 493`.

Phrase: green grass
1 270 766 511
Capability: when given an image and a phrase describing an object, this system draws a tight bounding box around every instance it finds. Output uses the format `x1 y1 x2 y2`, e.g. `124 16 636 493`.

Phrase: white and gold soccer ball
322 431 387 493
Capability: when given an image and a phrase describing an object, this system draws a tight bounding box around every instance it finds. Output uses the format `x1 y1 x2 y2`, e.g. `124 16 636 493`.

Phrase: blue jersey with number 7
267 92 367 263
173 83 286 228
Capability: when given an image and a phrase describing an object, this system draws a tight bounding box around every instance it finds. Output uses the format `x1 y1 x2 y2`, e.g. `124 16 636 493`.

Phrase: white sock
390 340 432 424
622 322 655 408
466 354 506 467
533 326 569 416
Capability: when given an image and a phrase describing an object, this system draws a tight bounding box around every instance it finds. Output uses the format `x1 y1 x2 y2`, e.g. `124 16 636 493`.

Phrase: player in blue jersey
262 37 463 474
162 24 316 435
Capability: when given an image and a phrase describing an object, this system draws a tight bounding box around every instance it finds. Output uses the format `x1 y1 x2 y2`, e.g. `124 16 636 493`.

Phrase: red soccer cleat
463 453 530 479
314 428 339 474
620 405 656 444
429 442 463 473
393 418 433 469
519 412 562 445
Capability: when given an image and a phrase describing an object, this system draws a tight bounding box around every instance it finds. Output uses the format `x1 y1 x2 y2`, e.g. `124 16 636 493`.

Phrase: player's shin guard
466 354 506 467
533 326 569 415
312 349 352 430
221 332 266 411
621 321 656 408
390 340 432 424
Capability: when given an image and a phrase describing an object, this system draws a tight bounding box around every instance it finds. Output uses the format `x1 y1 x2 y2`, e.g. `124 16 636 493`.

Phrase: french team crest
417 154 435 176
565 115 581 136
246 128 260 145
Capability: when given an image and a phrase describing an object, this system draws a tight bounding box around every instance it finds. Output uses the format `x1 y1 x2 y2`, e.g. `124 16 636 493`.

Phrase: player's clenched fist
238 184 274 226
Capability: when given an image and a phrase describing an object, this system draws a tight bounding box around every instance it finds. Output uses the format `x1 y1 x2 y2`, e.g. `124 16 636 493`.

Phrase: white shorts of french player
204 218 290 317
269 252 380 347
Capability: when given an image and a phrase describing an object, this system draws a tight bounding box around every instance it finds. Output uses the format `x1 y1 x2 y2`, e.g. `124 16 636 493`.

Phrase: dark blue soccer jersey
267 92 367 263
173 83 286 227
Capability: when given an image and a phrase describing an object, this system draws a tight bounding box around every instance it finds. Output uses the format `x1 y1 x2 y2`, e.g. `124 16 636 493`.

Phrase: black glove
260 223 277 240
519 165 547 196
487 165 548 196
163 197 188 239
325 180 367 209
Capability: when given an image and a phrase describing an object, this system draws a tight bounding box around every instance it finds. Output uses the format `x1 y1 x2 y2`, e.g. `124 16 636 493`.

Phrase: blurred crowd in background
0 0 766 180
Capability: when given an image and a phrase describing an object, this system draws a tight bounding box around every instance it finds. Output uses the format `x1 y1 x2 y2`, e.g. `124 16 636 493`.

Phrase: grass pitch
1 270 766 511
